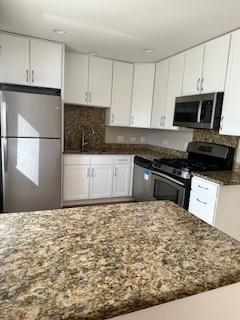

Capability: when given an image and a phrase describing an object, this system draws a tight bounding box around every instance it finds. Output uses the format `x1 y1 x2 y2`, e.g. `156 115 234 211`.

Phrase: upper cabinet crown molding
131 63 155 128
0 32 63 89
64 52 113 108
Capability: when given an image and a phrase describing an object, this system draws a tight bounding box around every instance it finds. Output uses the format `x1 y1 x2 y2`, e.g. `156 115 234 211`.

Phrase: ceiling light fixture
53 29 66 34
143 48 154 53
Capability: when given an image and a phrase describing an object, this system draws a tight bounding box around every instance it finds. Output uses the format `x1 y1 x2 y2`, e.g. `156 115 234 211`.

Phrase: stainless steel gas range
133 142 235 209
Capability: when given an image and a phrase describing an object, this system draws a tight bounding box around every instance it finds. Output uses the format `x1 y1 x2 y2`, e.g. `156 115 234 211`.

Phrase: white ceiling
1 0 240 62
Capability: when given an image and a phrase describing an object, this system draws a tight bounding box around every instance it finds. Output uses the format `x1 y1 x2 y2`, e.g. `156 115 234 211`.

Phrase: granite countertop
192 170 240 186
1 201 240 320
64 146 185 162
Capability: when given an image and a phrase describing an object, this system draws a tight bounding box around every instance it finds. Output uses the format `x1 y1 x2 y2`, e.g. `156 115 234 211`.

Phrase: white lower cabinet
188 176 240 242
89 165 113 199
63 155 133 202
113 165 131 197
63 165 90 201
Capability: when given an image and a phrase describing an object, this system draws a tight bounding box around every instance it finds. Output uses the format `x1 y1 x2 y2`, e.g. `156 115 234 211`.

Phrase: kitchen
1 0 240 319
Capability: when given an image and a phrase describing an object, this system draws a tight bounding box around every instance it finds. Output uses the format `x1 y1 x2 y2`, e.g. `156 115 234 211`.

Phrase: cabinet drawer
191 176 219 199
91 155 114 165
113 155 131 165
188 191 216 225
64 155 90 165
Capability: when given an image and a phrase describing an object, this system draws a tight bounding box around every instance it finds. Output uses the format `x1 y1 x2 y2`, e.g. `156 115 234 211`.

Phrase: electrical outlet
130 136 137 142
116 136 124 143
163 140 168 146
140 136 146 143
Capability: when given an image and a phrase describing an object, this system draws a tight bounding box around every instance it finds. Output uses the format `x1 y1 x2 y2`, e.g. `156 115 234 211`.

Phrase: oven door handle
151 171 185 186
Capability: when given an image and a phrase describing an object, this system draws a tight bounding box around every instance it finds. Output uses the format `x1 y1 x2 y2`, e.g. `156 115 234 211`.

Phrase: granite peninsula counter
1 201 240 320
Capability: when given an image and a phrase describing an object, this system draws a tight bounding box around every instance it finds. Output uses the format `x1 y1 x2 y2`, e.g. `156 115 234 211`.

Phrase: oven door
151 172 187 208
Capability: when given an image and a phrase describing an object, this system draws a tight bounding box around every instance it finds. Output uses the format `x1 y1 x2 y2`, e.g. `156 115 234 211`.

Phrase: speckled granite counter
1 201 240 319
64 145 186 162
192 170 240 186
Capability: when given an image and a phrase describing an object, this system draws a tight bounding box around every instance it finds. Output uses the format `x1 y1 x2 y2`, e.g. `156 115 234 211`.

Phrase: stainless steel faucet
80 126 95 150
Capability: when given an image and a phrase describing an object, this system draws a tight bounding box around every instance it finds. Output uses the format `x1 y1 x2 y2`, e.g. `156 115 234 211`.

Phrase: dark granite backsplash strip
64 104 106 150
193 129 239 148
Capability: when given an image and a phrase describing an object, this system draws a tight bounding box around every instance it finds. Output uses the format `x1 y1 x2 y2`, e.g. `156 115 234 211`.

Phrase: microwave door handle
197 100 202 123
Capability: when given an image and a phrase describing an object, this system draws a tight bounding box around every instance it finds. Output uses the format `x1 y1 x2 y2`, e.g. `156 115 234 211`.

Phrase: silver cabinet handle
26 70 29 83
91 168 94 178
197 198 207 205
31 70 34 83
201 78 204 92
163 116 165 127
85 91 88 103
197 78 200 91
160 116 163 127
220 115 224 131
111 113 114 124
89 92 92 103
197 185 208 190
87 168 90 177
114 168 117 177
131 115 134 125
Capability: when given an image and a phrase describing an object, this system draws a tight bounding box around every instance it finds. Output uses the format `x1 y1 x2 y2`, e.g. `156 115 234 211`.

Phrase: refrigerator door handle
0 93 7 137
2 138 8 172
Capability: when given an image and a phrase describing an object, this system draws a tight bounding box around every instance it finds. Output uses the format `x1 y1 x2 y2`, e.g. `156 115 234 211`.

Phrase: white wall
105 127 193 151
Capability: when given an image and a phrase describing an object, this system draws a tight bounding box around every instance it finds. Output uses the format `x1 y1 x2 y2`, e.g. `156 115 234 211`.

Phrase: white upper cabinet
165 52 185 129
182 44 204 96
220 30 240 135
0 33 29 85
151 59 169 129
131 63 155 128
110 61 133 126
202 34 230 94
30 39 62 89
88 56 113 107
64 51 89 104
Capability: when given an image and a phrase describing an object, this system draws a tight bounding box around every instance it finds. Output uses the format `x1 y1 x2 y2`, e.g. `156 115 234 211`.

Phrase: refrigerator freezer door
1 91 61 138
2 138 61 212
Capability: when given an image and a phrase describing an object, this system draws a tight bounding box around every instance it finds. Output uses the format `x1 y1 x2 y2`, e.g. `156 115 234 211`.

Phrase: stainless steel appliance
151 142 234 209
173 92 223 130
0 84 61 213
132 156 155 201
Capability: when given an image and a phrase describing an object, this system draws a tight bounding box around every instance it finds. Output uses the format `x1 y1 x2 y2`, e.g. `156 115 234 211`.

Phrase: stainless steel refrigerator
0 85 61 213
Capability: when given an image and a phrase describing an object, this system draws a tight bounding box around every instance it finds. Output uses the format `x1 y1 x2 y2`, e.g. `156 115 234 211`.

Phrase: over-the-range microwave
173 92 224 130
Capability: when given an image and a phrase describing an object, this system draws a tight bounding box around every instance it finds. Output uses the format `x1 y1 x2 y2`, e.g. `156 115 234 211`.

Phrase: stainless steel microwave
173 92 224 130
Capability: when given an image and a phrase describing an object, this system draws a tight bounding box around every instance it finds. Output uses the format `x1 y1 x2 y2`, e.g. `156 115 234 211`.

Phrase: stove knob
177 170 182 176
173 169 177 174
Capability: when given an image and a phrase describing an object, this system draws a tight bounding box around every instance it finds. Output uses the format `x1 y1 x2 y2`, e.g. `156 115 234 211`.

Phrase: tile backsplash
193 129 239 148
64 105 106 150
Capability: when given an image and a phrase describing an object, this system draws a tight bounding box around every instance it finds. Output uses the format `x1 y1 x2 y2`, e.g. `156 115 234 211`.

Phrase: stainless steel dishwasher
132 156 155 201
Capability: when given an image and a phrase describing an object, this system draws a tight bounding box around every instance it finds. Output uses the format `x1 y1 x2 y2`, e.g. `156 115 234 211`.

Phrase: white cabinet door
88 56 113 107
151 59 169 129
63 165 90 201
182 44 204 95
30 39 62 88
131 63 155 128
220 30 240 135
164 52 185 129
64 51 89 104
188 191 216 225
113 165 131 197
110 61 133 126
202 34 230 94
0 33 29 85
90 165 113 199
